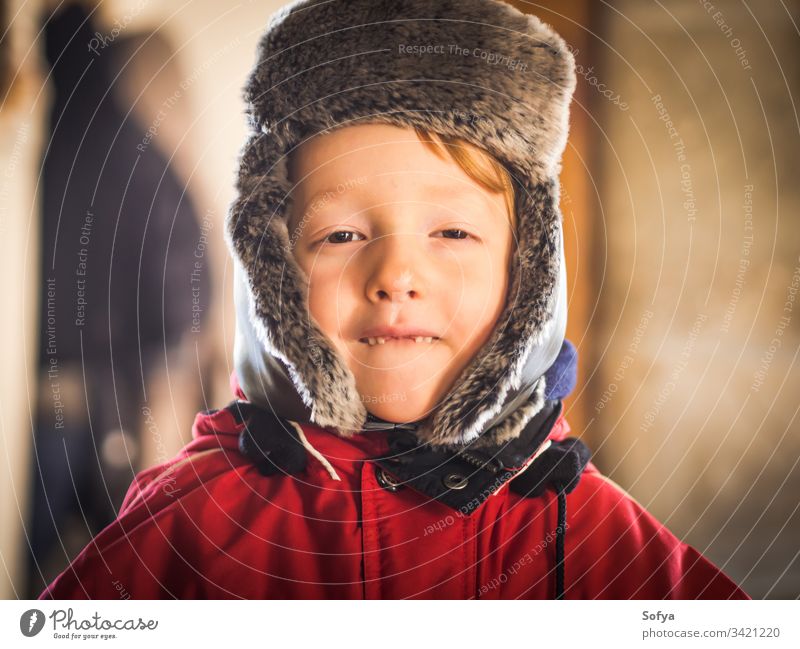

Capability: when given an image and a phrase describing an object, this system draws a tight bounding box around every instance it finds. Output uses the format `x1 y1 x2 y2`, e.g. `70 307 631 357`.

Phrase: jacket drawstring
231 400 342 482
508 437 592 600
555 485 567 600
289 420 341 482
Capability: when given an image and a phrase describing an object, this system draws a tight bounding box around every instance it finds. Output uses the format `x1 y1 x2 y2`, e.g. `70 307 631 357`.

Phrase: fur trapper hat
227 0 576 448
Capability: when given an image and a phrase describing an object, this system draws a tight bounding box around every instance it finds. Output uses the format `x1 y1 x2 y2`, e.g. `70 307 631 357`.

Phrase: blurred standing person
29 0 211 596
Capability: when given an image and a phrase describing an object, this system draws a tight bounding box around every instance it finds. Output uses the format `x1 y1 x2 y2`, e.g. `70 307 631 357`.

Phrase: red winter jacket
40 376 748 600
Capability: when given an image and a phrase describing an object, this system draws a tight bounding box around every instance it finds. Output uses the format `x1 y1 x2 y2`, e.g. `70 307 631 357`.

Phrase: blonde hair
414 127 516 230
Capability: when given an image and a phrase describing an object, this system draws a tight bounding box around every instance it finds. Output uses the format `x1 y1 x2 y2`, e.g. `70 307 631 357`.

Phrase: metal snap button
443 473 468 490
375 466 403 492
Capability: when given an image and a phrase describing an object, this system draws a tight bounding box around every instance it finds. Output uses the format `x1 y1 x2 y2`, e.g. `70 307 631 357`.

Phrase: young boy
40 0 748 599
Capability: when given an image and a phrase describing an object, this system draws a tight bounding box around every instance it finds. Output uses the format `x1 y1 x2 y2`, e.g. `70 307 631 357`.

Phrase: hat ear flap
226 133 368 435
419 178 565 448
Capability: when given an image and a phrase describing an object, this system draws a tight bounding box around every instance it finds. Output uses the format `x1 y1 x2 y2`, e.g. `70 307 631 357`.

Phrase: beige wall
587 0 800 598
0 0 49 600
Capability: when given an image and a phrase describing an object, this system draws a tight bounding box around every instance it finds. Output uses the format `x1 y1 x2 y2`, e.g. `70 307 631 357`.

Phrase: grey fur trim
227 0 576 446
471 375 547 449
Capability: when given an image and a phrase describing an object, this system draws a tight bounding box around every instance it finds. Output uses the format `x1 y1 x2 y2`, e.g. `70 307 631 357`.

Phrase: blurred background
1 0 798 599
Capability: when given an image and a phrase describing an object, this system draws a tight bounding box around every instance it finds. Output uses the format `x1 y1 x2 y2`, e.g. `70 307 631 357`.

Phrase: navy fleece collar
543 339 578 401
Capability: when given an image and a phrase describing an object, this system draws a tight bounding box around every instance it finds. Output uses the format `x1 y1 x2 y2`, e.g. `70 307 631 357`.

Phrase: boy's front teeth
366 336 434 345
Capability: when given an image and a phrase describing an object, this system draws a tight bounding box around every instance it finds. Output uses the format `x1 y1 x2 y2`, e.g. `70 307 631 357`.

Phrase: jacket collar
370 400 564 516
210 343 581 516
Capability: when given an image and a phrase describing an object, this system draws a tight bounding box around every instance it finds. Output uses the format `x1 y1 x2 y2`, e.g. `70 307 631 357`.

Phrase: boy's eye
437 229 471 240
319 228 475 245
323 230 364 245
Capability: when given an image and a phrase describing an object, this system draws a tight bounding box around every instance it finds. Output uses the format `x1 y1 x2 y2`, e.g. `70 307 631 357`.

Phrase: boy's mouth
357 324 441 346
359 336 440 346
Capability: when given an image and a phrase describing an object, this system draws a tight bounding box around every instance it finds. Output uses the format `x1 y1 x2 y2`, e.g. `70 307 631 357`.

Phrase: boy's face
288 123 512 424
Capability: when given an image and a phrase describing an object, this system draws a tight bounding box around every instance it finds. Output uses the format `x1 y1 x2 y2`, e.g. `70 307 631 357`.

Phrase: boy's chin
361 392 438 426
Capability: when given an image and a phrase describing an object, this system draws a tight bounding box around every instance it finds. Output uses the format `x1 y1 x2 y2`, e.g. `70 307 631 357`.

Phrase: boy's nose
363 237 425 304
366 267 420 304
